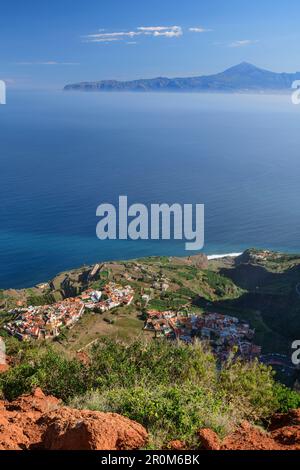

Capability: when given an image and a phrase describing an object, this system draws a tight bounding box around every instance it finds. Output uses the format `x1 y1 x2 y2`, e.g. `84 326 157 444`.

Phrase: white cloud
137 26 170 32
229 39 258 48
189 27 212 33
84 31 141 43
138 25 182 37
87 31 140 40
85 26 183 43
152 27 182 38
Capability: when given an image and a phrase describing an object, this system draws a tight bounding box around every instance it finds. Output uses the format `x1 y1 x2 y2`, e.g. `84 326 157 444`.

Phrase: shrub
273 383 300 413
71 385 233 448
0 348 89 401
88 338 217 390
27 293 55 306
219 359 278 421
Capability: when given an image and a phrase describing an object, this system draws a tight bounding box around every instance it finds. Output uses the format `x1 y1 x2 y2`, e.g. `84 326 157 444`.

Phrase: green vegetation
1 249 300 448
148 296 188 311
0 349 88 402
27 292 56 306
273 383 300 413
0 339 297 448
201 270 243 300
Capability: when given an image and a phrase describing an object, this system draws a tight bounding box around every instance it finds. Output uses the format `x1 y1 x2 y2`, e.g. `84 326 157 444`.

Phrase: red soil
198 411 300 450
0 388 147 450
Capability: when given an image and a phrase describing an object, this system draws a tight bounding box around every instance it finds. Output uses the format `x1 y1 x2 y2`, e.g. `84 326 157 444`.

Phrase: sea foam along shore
207 253 242 260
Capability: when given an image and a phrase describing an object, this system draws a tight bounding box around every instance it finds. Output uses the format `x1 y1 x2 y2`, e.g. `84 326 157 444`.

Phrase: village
3 282 135 341
144 310 261 361
3 278 261 362
80 283 134 313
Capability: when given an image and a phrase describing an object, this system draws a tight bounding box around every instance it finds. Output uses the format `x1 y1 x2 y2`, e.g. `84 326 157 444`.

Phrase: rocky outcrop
198 428 221 450
0 389 147 450
198 414 300 450
268 409 300 447
0 388 60 450
188 254 209 269
221 421 282 450
168 440 187 450
40 407 147 450
170 253 208 269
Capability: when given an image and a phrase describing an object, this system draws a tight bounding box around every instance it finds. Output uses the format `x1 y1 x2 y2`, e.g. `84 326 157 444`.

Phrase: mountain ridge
64 62 300 93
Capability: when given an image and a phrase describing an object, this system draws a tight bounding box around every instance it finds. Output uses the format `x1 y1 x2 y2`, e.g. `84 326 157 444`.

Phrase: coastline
0 251 244 292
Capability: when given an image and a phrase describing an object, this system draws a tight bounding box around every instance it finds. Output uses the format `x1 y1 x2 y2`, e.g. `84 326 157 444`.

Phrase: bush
219 359 277 421
88 338 216 391
27 293 55 306
0 349 90 401
71 385 232 448
273 383 300 413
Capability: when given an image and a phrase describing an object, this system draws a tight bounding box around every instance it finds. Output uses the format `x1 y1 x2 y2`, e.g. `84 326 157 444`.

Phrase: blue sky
1 0 300 89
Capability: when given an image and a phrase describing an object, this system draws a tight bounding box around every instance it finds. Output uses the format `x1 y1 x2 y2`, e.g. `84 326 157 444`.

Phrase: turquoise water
1 90 300 288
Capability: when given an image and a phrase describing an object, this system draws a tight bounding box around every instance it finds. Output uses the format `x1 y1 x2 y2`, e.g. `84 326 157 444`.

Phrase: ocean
1 90 300 289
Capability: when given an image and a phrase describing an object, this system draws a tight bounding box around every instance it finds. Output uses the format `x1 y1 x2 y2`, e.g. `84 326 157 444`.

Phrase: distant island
64 62 300 93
